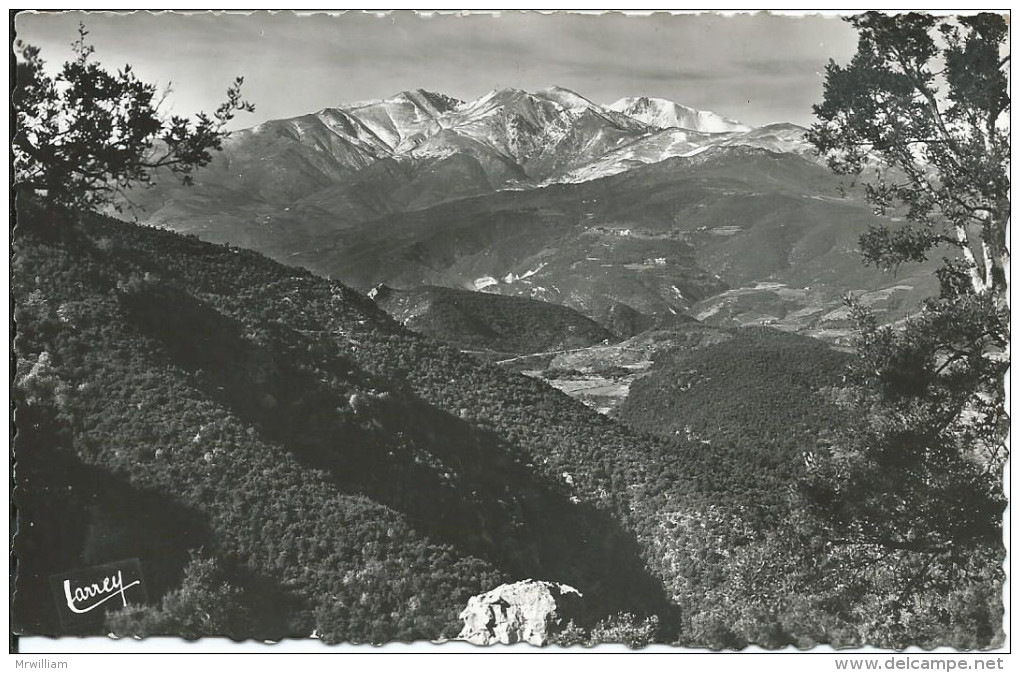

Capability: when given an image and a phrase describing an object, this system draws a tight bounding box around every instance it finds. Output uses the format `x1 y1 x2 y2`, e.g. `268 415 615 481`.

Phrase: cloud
559 60 721 83
734 56 831 76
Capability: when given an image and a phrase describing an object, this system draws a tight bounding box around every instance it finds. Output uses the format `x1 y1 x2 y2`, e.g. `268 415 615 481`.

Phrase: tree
106 554 259 639
805 13 1008 561
13 23 254 212
809 12 1008 297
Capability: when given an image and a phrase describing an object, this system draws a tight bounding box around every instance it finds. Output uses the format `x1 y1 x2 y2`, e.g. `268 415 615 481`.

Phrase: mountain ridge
608 95 752 134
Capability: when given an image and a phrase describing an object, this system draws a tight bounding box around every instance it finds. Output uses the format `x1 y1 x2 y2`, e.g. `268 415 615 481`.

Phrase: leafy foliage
806 11 1008 565
13 25 253 212
553 612 660 648
803 294 1007 554
808 12 1008 295
790 14 1009 647
106 555 261 640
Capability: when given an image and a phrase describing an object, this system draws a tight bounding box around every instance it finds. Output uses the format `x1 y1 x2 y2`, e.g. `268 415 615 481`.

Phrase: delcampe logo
49 558 147 630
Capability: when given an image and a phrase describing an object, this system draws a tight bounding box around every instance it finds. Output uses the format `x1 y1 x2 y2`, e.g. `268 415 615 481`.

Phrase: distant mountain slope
710 123 816 159
370 284 613 356
551 122 818 184
341 89 462 149
549 127 726 184
295 146 938 333
14 202 694 641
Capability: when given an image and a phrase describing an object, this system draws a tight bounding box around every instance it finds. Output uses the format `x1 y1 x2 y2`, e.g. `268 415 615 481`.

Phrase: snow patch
521 262 547 279
680 145 712 158
499 262 548 285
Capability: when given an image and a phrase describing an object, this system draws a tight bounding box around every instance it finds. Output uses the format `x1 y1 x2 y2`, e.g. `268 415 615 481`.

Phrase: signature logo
62 569 141 614
50 558 147 630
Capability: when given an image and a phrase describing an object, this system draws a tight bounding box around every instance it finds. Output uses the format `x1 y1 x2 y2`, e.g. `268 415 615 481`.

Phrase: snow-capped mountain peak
608 96 751 134
336 89 461 149
345 89 462 114
219 87 791 197
534 86 598 112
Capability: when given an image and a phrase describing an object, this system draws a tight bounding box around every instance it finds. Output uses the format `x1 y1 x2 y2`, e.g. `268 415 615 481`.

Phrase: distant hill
370 284 613 356
618 326 853 494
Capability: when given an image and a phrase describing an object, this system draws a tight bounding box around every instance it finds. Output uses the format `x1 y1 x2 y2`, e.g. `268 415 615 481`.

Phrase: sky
14 10 861 130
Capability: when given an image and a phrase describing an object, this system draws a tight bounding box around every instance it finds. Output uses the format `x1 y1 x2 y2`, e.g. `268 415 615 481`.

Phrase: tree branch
887 43 965 169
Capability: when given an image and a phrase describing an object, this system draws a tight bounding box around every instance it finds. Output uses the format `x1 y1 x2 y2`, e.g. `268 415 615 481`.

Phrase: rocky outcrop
457 579 583 646
366 283 392 301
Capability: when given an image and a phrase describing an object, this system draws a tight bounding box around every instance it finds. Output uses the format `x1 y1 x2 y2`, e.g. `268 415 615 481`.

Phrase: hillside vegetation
371 284 613 356
620 327 852 494
618 328 1001 649
13 203 1001 648
12 201 683 641
290 148 937 330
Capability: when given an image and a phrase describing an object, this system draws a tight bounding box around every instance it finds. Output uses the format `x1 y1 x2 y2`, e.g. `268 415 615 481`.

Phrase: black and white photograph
9 8 1010 658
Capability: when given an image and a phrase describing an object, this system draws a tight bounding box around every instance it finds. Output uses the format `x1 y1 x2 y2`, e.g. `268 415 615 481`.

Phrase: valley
118 85 943 421
14 48 1002 649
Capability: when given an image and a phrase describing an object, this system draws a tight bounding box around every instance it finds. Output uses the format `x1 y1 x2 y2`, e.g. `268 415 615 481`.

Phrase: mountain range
125 86 937 341
128 85 803 216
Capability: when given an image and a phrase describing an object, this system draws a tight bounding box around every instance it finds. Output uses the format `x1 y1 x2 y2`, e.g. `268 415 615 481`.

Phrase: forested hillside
620 327 852 493
370 284 613 357
13 202 1002 648
12 201 685 642
617 328 1002 649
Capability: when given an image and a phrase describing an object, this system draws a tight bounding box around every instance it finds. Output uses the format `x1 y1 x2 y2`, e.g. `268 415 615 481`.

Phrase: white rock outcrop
457 579 583 646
